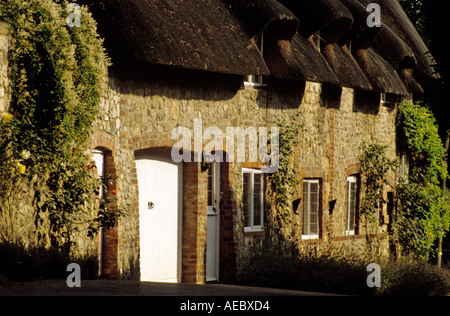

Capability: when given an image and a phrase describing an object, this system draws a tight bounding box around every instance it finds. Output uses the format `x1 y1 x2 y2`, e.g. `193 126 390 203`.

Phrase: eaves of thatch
339 0 409 95
85 0 436 96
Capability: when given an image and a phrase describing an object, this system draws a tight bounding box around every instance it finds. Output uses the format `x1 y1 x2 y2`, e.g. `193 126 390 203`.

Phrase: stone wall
90 61 398 282
0 21 8 114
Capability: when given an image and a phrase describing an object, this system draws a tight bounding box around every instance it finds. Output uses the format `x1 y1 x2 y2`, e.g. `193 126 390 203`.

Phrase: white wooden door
206 163 220 281
136 153 182 283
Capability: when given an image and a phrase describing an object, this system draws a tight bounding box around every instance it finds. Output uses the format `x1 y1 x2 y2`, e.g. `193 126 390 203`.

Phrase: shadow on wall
265 78 306 110
108 62 243 102
353 90 381 115
321 83 342 109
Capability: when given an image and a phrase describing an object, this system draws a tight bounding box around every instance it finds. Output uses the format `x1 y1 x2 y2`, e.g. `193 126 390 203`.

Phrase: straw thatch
223 0 299 40
263 32 340 85
83 0 436 95
358 0 435 79
84 0 270 76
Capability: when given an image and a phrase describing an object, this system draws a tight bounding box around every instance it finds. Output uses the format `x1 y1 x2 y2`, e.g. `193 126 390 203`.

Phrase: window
346 176 358 235
380 93 388 104
400 154 409 182
302 179 320 239
381 93 401 105
245 74 264 87
244 31 265 88
243 168 264 231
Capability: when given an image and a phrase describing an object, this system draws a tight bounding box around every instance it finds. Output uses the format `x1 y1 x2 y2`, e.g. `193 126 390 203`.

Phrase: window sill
242 82 266 89
301 234 319 240
244 226 264 233
244 227 265 237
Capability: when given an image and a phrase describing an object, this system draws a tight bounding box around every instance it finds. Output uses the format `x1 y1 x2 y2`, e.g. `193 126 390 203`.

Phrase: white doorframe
92 148 105 277
206 162 220 282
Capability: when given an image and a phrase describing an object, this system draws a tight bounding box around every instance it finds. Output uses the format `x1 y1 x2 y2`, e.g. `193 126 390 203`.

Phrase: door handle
148 201 155 210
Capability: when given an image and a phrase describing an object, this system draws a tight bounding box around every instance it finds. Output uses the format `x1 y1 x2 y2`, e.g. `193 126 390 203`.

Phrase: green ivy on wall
359 140 396 220
0 0 118 251
267 115 300 231
359 139 396 258
395 100 449 259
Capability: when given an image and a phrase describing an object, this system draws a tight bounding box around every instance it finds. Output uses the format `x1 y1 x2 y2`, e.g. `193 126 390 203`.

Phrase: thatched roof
359 0 435 79
84 0 269 76
223 0 299 40
264 32 340 85
84 0 436 95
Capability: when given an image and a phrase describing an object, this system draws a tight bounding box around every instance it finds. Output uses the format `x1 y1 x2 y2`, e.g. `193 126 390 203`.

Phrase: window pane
348 181 357 231
253 174 263 226
243 173 251 227
303 180 319 236
302 182 309 235
309 182 319 234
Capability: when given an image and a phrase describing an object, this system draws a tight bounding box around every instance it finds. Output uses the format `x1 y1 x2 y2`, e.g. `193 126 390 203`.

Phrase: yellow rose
2 113 13 124
19 164 26 174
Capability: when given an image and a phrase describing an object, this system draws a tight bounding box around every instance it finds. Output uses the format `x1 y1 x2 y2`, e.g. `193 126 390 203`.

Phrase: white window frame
381 92 391 105
244 31 265 88
242 168 264 232
346 176 358 236
244 74 265 87
302 179 320 240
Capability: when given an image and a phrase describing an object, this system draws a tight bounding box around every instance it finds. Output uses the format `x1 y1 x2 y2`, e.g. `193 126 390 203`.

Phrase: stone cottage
1 0 436 284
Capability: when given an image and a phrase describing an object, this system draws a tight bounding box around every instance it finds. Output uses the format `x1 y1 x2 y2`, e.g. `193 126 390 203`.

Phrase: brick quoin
182 161 206 283
218 161 238 283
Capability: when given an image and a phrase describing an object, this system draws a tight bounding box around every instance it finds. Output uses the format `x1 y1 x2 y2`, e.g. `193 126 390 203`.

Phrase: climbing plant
359 140 397 219
267 114 300 228
0 0 118 251
395 100 449 259
358 139 396 256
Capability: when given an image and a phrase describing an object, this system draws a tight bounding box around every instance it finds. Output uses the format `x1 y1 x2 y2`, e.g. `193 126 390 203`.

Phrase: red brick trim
181 161 208 284
90 132 120 279
91 130 116 151
244 230 266 237
219 162 238 284
345 163 361 177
